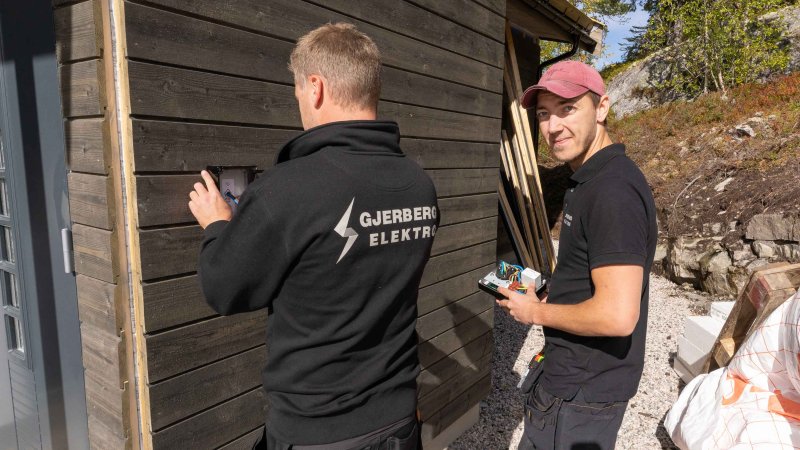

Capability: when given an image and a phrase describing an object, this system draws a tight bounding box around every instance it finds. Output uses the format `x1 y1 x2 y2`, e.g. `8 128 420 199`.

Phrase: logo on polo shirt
564 213 573 227
334 197 437 263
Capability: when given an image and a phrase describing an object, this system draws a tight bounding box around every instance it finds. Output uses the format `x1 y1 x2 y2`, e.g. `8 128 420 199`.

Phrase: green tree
635 0 791 97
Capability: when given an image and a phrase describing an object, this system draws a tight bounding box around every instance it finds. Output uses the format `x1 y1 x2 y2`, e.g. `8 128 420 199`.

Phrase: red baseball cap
520 60 606 109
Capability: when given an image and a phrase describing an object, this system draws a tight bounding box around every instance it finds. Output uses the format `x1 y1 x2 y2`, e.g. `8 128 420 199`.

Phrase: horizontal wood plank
418 307 494 369
421 374 491 439
379 103 500 142
84 373 127 439
305 0 503 67
127 0 501 92
135 173 498 227
381 67 502 118
72 224 117 283
80 323 125 391
140 225 494 282
138 225 202 281
60 59 105 118
406 0 505 41
151 389 266 449
472 0 506 15
139 223 494 281
428 169 498 197
145 310 267 382
402 139 499 170
125 2 294 85
141 275 215 333
419 353 491 420
76 274 121 337
417 265 493 316
144 262 495 333
218 427 265 450
420 241 496 287
417 331 492 397
131 119 294 173
148 347 265 430
68 172 114 229
127 61 300 127
437 194 497 227
129 61 499 141
431 217 497 256
87 414 129 450
416 291 493 341
54 0 101 63
131 120 500 173
66 118 109 174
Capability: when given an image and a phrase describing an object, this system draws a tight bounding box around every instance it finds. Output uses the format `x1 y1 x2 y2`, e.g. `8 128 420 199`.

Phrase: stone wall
664 213 800 297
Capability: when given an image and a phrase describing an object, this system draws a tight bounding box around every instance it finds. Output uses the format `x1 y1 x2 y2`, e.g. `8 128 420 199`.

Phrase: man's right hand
496 287 546 325
188 170 233 229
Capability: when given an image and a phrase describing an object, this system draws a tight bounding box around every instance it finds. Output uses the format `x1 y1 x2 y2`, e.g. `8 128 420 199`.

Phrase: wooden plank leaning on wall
52 0 140 448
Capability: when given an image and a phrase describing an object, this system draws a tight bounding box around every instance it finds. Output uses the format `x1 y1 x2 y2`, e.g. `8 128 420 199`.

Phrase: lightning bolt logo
334 197 358 264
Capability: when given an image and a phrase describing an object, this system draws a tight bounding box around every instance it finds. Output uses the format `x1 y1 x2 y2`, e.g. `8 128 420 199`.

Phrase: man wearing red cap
496 60 657 449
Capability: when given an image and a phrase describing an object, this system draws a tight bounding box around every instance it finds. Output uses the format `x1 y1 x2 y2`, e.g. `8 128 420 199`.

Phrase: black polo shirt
540 143 657 402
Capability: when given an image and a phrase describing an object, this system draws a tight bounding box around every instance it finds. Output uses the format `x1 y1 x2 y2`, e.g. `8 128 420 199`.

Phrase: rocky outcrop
663 213 800 297
763 5 800 73
606 5 800 118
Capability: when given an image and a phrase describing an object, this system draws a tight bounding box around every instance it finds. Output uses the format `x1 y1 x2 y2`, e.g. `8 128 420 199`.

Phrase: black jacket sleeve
197 189 289 315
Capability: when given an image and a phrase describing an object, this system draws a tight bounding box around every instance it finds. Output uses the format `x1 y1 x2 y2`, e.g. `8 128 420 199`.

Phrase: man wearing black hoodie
188 23 437 450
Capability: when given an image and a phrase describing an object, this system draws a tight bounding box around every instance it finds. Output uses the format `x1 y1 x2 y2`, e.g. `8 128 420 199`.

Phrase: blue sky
593 9 651 69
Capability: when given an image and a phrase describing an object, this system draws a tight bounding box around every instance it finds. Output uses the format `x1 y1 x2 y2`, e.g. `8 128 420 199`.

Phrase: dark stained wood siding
122 0 504 447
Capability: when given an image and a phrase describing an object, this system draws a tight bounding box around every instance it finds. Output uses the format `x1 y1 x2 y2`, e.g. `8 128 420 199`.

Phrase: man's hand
188 170 232 229
496 287 547 325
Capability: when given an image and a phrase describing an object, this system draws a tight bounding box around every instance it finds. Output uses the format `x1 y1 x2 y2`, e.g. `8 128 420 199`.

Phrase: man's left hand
188 170 232 229
496 287 546 325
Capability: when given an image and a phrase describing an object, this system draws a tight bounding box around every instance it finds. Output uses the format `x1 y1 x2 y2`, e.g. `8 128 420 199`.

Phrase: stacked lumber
499 23 555 274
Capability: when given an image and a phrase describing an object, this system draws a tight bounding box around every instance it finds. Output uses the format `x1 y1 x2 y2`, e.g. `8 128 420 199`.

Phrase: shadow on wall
435 301 534 449
417 299 494 442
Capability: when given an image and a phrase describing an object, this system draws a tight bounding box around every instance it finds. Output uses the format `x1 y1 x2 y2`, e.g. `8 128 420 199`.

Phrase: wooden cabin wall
59 0 507 448
52 0 140 448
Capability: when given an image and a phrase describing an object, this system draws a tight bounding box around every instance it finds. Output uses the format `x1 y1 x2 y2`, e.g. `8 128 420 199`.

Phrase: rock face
663 213 800 298
606 5 800 118
746 213 799 241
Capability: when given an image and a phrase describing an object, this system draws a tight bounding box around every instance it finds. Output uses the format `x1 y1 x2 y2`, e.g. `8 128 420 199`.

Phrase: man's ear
596 94 611 123
309 75 324 109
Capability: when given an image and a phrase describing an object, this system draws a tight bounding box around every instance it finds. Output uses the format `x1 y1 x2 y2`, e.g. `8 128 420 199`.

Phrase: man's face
535 92 599 166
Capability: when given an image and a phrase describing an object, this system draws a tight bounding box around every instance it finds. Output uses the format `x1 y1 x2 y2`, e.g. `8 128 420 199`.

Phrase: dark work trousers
253 416 420 450
517 382 628 450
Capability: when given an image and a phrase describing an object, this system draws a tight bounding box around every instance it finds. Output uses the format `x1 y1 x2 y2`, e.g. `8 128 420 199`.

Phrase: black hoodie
198 120 438 445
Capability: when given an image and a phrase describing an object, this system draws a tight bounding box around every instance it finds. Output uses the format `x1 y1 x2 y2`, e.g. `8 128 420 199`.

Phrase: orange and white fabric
665 290 800 449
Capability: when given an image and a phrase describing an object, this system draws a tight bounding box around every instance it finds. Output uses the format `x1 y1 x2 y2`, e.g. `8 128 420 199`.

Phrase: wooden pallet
704 262 800 372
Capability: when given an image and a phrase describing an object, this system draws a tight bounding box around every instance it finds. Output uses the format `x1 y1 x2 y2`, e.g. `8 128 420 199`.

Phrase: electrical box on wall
206 166 256 213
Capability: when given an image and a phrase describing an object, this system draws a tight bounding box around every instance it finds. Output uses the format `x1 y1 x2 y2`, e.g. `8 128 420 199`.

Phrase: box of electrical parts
478 261 545 299
206 166 256 213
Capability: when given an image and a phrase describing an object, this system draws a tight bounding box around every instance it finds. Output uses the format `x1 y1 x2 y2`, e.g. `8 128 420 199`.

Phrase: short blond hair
289 23 382 110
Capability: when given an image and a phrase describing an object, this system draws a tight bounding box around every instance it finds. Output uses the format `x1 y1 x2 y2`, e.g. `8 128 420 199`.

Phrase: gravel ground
448 273 710 449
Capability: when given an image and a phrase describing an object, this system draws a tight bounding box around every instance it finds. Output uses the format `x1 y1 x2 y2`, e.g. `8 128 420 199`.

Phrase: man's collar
569 143 626 184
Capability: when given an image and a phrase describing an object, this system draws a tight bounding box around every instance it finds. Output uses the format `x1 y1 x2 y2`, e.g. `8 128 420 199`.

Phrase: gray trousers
518 383 628 450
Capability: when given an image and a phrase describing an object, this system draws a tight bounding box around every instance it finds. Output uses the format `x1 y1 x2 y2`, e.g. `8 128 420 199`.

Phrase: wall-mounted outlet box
206 166 256 213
